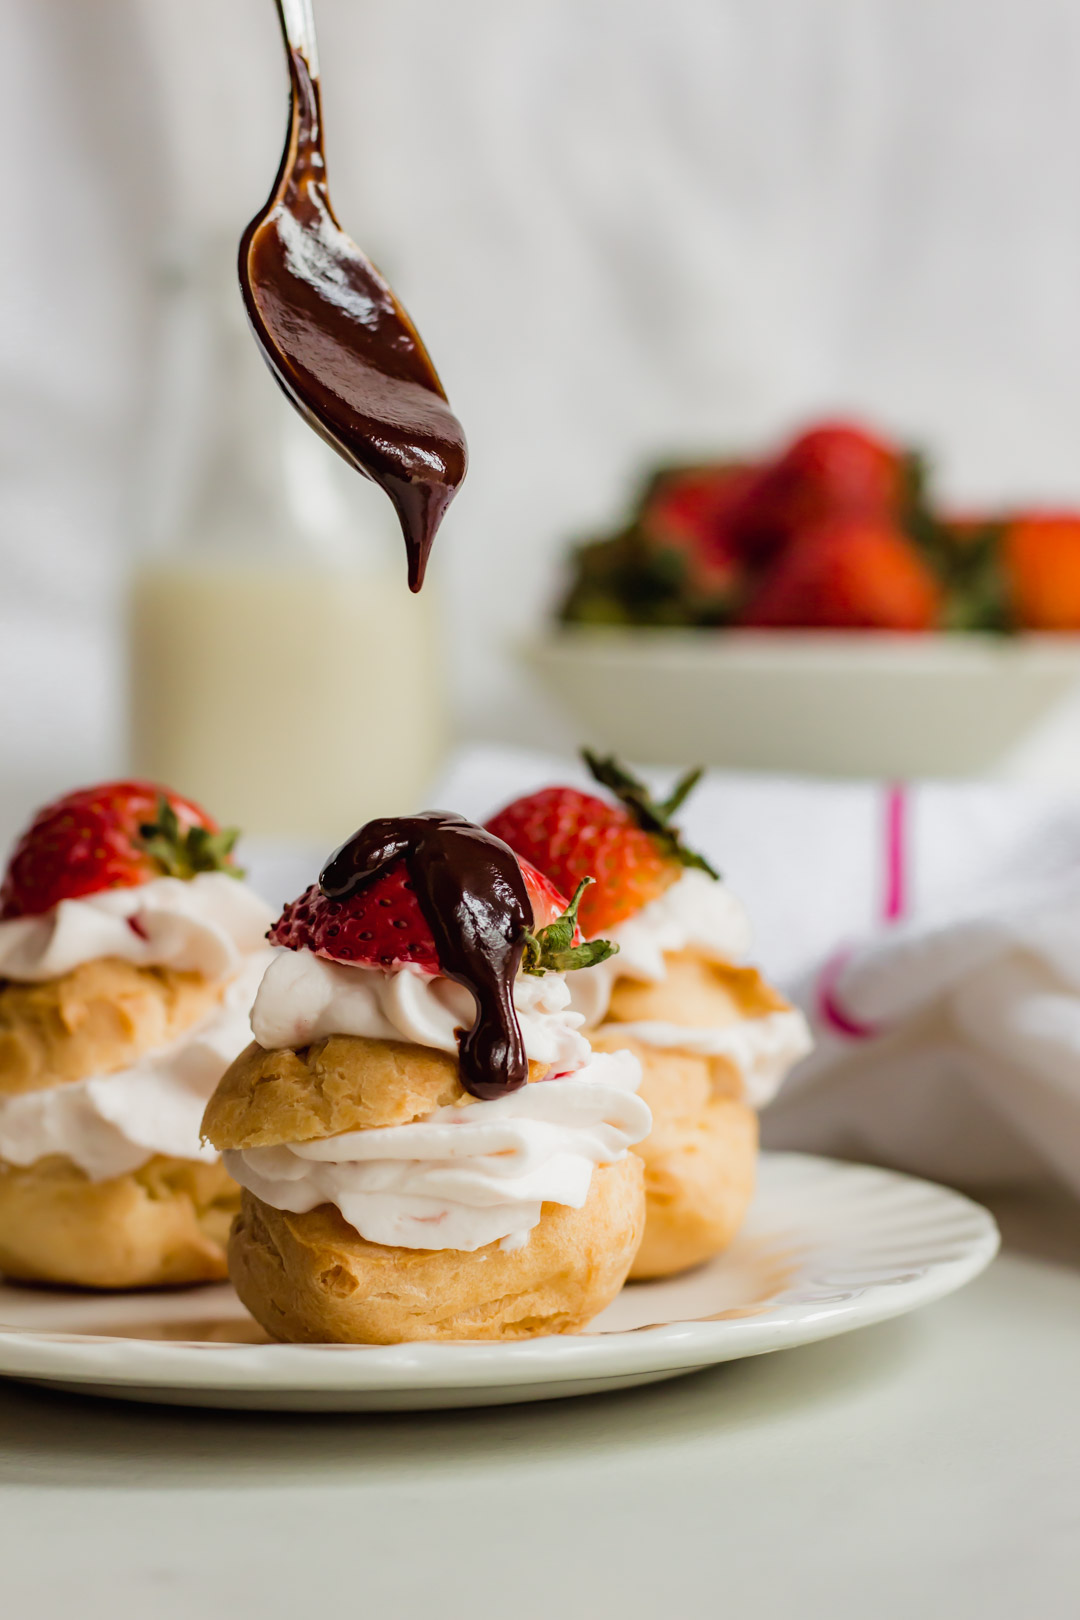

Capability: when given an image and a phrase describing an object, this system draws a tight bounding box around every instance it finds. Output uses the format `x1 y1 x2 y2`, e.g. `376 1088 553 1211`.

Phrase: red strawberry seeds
487 787 675 938
270 856 577 976
486 755 717 938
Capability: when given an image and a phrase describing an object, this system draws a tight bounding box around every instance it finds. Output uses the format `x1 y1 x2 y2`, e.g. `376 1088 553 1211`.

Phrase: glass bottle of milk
128 241 448 843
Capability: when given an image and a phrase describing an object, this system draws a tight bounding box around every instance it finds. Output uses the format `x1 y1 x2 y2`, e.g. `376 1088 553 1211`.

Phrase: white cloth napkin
436 743 1080 1196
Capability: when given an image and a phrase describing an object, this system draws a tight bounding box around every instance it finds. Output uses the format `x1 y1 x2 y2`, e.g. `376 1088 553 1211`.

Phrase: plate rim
0 1153 999 1394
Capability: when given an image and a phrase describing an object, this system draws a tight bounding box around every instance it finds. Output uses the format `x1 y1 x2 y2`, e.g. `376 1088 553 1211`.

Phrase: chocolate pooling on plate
239 41 468 591
320 813 531 1099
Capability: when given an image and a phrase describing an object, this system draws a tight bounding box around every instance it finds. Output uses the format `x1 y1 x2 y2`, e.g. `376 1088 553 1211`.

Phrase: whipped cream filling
252 948 592 1076
225 1048 650 1252
609 1007 813 1109
0 952 272 1181
0 873 275 984
568 868 753 1026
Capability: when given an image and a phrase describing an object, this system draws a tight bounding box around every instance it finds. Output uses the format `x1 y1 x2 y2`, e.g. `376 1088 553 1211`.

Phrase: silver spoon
239 0 468 591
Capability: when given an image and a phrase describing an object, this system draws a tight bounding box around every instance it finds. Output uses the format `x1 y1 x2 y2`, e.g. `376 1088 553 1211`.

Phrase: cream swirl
569 868 752 1026
225 1048 650 1252
251 948 591 1075
609 1007 813 1109
0 873 275 985
0 952 273 1180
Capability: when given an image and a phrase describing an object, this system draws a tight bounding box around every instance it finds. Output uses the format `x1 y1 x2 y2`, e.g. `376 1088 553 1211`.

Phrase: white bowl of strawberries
529 419 1080 778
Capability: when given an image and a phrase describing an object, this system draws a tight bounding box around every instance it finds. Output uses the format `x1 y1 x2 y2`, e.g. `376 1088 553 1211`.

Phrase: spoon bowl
239 0 468 590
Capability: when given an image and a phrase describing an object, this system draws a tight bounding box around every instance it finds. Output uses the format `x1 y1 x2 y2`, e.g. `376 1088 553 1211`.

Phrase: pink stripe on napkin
816 949 882 1040
883 783 908 923
815 783 909 1040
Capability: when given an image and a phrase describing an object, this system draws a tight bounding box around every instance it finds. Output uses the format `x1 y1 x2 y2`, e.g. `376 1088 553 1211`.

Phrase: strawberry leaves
520 878 619 977
581 752 719 880
138 796 245 882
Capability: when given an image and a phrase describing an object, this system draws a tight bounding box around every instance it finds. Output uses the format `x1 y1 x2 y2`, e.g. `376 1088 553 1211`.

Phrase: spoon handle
275 0 319 76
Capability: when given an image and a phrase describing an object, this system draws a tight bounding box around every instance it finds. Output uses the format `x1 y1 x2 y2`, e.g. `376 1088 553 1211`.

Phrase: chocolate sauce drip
320 813 532 1099
239 45 468 591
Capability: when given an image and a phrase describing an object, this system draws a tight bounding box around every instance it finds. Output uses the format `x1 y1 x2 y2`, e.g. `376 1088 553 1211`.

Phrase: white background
4 0 1080 818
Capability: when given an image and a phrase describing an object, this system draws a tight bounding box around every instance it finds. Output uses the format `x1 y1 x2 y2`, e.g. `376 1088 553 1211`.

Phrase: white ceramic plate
0 1153 997 1411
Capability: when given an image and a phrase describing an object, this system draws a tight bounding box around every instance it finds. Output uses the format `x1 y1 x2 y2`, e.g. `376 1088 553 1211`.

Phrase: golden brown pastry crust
605 950 789 1030
0 1153 239 1288
0 958 225 1097
228 1156 645 1343
590 1025 758 1279
203 1035 550 1150
590 1026 745 1102
628 1094 756 1280
583 948 791 1278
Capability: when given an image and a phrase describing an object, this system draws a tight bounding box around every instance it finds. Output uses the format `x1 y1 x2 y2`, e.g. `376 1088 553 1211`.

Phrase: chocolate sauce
320 813 531 1099
239 43 468 591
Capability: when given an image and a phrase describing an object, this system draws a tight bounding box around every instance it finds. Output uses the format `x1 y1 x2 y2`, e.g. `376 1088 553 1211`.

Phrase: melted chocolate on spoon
239 44 468 591
320 813 532 1100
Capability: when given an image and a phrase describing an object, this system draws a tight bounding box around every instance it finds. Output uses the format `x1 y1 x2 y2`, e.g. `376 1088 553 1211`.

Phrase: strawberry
269 856 605 977
737 516 940 630
637 463 753 602
730 420 910 564
0 781 242 921
485 754 717 937
1002 512 1080 630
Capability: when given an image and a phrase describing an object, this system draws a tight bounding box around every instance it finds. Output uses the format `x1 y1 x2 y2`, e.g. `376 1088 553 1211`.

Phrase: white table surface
1 1187 1078 1620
